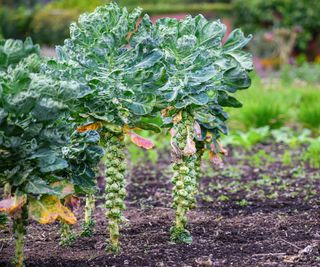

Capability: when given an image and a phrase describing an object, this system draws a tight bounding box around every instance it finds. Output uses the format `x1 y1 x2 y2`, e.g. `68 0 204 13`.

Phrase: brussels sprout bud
175 181 184 188
179 166 189 174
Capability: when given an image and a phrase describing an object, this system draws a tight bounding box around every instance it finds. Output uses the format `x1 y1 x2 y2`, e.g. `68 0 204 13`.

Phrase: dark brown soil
1 143 320 267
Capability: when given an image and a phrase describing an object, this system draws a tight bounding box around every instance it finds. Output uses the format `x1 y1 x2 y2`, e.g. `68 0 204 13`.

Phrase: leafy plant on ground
45 3 164 252
222 127 270 150
302 138 320 169
0 39 104 265
149 16 252 242
298 91 320 132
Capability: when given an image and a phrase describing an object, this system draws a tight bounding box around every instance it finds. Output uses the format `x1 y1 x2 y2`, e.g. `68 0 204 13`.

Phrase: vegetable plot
0 2 253 264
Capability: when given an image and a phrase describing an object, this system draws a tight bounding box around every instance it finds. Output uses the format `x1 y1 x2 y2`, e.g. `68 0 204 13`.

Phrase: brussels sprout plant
151 16 253 243
45 3 164 252
0 37 104 265
0 39 77 267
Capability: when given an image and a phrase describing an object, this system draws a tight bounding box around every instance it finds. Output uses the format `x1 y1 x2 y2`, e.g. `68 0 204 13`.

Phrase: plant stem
3 183 11 198
59 222 75 246
81 194 96 237
13 206 28 267
171 113 198 244
101 130 126 253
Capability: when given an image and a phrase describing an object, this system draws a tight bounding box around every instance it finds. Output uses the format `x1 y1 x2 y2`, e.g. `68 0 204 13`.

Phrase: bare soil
1 143 320 267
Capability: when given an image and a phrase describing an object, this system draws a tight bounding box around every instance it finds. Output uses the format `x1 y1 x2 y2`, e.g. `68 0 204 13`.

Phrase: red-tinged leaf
77 122 102 133
194 121 202 139
64 195 81 210
172 111 182 124
127 132 154 149
29 195 77 225
218 141 228 156
170 128 177 137
0 195 27 215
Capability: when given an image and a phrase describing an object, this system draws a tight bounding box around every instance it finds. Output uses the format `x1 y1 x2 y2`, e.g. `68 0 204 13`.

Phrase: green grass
228 73 320 132
298 91 320 131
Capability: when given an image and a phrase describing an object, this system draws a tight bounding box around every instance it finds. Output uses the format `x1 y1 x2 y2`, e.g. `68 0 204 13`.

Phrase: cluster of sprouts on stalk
0 3 252 265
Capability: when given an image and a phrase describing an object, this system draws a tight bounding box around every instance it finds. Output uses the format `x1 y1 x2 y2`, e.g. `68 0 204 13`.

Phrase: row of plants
0 0 232 45
0 3 253 266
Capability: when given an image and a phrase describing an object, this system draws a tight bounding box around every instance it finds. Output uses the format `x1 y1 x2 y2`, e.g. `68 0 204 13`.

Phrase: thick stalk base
81 194 96 237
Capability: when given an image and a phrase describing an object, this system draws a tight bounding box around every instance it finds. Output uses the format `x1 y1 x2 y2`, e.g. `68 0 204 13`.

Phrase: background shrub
0 6 32 40
31 7 80 45
232 0 320 54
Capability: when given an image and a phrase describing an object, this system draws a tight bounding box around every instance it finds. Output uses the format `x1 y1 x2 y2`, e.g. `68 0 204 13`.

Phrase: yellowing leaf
161 106 174 117
123 124 141 133
28 195 77 225
172 111 182 124
0 195 27 215
76 122 102 133
50 181 75 198
127 131 154 149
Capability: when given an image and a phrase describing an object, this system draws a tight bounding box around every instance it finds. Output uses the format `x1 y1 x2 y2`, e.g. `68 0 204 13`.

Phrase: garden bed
1 143 319 267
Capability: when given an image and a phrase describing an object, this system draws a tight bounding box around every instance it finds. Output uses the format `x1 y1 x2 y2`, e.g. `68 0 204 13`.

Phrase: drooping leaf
0 195 27 215
183 129 196 156
28 195 77 225
127 131 154 149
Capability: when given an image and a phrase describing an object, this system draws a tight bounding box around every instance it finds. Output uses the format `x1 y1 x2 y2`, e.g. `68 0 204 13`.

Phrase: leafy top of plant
0 38 40 70
148 15 253 152
45 3 165 134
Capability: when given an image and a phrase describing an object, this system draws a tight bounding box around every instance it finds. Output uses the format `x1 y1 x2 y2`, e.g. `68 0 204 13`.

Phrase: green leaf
226 50 253 70
223 67 251 92
123 94 156 116
31 98 66 122
135 121 161 133
25 178 59 195
223 29 252 52
217 91 243 107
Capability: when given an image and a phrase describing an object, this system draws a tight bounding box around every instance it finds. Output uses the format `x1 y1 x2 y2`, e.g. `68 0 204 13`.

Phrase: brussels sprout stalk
101 130 126 253
4 183 11 198
81 194 96 237
170 112 198 244
13 206 28 267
